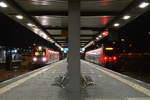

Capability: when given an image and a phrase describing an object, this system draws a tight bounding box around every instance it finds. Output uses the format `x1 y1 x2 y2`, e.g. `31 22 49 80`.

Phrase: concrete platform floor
0 59 150 100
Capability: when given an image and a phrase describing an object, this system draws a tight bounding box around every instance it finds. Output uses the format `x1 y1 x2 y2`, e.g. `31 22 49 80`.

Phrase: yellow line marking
84 61 150 96
0 65 56 95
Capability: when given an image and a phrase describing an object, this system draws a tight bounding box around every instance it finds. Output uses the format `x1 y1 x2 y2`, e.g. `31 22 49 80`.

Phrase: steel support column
67 0 80 99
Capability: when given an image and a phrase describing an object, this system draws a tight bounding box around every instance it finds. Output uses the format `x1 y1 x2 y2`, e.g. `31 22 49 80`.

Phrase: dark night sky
0 12 59 50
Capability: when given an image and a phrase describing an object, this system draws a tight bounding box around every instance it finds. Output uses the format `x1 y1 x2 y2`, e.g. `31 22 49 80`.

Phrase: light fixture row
0 1 63 50
113 1 149 27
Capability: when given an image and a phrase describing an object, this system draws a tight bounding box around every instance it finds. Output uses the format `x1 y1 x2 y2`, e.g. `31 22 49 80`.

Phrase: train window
43 52 45 56
104 50 115 56
34 52 46 56
33 48 46 57
35 52 39 56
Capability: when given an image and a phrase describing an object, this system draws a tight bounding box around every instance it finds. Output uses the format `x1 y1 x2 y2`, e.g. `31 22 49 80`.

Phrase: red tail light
104 56 108 60
112 56 117 60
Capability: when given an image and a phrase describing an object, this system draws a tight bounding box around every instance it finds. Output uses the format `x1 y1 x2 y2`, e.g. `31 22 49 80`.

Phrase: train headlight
42 57 47 62
33 57 37 62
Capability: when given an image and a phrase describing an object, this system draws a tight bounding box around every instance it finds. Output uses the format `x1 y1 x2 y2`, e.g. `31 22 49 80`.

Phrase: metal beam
55 39 67 41
28 11 119 16
58 41 89 43
55 39 90 41
57 41 68 43
51 35 95 37
80 42 89 43
45 26 105 31
80 39 92 41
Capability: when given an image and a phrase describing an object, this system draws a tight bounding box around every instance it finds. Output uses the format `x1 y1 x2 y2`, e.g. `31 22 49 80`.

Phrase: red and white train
85 47 118 67
31 46 59 66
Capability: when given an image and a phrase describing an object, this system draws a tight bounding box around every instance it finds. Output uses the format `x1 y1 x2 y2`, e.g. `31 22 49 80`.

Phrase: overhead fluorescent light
113 41 116 44
96 37 99 40
81 48 85 51
139 2 149 8
102 31 109 36
123 15 131 20
114 23 120 27
0 2 8 8
43 34 47 39
121 38 125 42
61 48 64 51
16 15 23 20
38 46 42 50
33 28 39 33
27 23 33 27
99 35 102 38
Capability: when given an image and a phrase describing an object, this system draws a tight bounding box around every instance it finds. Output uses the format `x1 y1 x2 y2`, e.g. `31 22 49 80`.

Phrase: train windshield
104 47 115 56
33 48 46 57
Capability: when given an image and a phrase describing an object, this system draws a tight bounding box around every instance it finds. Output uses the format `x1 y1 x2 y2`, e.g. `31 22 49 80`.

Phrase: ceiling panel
35 16 67 27
15 0 133 13
35 16 114 28
53 36 66 39
0 5 18 15
81 0 133 12
57 41 67 43
15 0 68 12
81 16 114 27
80 37 93 39
47 30 62 35
60 42 67 44
47 30 98 36
80 30 97 36
80 40 89 42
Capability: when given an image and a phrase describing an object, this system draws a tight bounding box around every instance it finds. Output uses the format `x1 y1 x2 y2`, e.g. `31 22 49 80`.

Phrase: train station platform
0 60 150 100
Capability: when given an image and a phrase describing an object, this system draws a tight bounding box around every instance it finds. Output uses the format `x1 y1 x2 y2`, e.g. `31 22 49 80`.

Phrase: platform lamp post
67 0 81 100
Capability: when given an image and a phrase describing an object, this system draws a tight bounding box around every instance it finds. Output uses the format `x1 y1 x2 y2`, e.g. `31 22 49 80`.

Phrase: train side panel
85 48 101 64
85 47 118 67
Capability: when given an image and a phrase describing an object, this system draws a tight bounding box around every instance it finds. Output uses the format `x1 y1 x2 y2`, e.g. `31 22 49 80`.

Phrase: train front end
101 47 118 68
32 46 48 66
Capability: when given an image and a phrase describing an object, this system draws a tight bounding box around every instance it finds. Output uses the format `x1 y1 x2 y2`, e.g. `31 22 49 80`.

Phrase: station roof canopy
0 0 150 49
